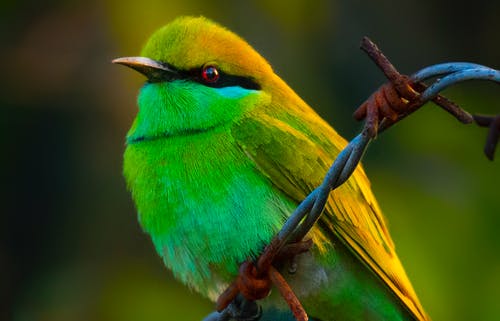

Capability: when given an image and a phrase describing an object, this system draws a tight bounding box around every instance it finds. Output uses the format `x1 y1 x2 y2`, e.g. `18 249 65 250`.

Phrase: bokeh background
2 0 499 320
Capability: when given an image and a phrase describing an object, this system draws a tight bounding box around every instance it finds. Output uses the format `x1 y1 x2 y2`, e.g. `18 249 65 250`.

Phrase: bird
114 16 430 321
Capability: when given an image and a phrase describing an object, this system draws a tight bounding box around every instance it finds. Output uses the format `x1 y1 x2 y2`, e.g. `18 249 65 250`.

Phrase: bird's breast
123 125 296 298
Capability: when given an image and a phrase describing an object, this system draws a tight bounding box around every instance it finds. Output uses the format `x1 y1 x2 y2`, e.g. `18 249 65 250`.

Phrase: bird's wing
231 110 429 321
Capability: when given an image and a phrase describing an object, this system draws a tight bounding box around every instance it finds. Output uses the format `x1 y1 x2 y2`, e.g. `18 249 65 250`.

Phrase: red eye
201 65 220 83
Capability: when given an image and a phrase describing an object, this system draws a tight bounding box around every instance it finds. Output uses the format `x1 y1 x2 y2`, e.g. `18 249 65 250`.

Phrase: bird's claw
223 295 263 321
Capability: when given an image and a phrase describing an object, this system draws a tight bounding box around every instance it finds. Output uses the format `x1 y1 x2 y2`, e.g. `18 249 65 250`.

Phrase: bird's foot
219 294 262 321
205 294 262 321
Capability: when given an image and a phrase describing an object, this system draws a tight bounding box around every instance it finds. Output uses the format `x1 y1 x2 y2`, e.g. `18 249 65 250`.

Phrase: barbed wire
204 37 500 321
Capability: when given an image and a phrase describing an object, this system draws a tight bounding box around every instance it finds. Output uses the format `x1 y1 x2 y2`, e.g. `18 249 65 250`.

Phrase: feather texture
122 16 430 321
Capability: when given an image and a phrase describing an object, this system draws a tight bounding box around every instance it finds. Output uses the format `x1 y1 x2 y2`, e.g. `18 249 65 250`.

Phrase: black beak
112 57 178 82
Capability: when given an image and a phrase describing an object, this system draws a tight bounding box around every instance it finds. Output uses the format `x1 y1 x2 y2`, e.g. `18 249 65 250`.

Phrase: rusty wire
205 37 500 321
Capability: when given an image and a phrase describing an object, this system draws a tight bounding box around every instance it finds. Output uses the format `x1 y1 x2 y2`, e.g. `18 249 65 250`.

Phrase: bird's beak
112 57 178 82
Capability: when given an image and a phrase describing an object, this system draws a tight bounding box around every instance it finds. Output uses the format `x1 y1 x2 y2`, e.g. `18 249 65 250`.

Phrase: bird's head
114 16 277 143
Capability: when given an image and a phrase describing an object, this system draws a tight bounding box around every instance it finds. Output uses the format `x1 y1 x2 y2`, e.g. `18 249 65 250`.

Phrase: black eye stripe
193 71 261 90
171 66 261 90
147 62 262 90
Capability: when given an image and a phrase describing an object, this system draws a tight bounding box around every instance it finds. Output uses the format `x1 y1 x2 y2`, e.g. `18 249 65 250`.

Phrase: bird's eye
201 65 220 83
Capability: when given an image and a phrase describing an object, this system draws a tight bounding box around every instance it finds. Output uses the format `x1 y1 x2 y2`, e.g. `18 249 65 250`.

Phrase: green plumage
120 16 430 321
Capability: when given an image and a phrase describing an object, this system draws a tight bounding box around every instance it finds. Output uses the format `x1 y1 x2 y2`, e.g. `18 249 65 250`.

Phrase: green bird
115 16 430 321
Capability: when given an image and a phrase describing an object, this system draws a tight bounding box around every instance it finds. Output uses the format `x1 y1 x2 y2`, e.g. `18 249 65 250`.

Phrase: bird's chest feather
123 126 296 297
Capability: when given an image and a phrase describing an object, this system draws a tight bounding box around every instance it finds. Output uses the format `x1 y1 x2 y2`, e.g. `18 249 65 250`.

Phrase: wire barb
269 266 309 321
473 114 500 160
355 37 474 137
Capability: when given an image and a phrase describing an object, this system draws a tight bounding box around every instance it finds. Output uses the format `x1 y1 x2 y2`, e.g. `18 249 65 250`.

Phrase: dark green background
2 0 499 320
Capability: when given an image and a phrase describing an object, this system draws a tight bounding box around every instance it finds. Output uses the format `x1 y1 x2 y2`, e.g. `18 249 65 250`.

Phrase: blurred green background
2 0 499 320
